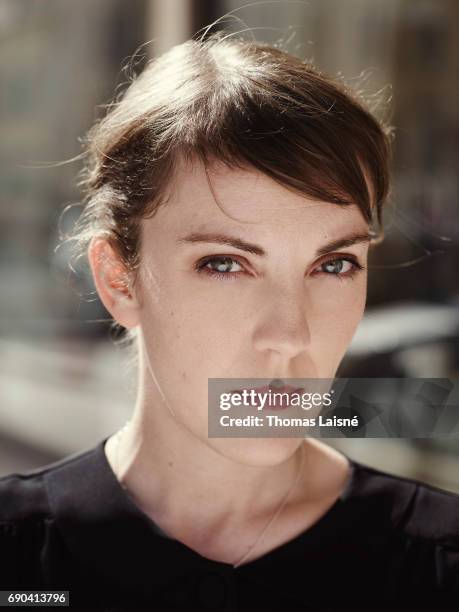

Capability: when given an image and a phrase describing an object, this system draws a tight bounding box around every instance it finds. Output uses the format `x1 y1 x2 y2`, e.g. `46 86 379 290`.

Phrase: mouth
229 379 305 410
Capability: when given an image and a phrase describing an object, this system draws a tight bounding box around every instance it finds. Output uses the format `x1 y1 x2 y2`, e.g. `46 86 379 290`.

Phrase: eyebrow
177 230 373 258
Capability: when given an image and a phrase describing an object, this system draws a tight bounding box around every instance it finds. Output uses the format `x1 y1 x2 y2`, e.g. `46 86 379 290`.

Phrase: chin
211 437 301 467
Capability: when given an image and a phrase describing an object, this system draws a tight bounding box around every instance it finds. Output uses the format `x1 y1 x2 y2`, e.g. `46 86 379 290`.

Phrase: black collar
43 436 407 595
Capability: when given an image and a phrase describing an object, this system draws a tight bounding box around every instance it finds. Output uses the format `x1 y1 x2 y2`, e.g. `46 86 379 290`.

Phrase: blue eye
196 256 243 281
318 257 364 280
319 257 365 281
195 255 365 282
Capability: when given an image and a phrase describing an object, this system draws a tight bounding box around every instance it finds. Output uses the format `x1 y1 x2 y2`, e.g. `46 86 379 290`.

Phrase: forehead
148 155 369 239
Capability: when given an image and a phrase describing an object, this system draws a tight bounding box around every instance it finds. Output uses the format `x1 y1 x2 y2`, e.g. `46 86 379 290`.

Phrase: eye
314 256 365 281
195 254 365 282
196 255 245 281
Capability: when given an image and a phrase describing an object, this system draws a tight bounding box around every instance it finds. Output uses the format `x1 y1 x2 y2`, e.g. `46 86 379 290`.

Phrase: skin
89 154 372 566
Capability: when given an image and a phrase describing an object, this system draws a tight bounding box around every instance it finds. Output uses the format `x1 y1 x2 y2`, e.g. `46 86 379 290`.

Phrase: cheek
138 274 237 366
310 278 367 347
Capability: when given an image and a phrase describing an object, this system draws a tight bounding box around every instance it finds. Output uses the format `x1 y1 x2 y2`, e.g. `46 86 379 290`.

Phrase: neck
109 404 305 539
105 379 353 566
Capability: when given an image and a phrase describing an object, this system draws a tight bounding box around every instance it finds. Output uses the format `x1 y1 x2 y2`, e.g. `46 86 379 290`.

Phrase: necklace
112 421 306 569
232 440 305 568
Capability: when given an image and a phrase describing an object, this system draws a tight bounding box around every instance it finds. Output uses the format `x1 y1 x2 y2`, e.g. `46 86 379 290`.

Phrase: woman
1 31 458 611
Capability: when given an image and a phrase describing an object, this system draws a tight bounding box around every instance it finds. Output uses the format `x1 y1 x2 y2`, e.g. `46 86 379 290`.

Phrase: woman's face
130 157 371 464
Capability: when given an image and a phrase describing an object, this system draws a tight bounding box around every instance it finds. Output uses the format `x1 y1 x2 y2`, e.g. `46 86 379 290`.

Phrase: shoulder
0 446 103 587
0 445 99 531
0 463 56 586
351 460 459 545
0 443 101 524
344 459 459 597
0 458 62 565
0 467 51 523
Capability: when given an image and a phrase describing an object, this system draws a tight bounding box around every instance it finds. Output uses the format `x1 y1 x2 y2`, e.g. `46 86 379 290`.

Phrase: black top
1 437 459 612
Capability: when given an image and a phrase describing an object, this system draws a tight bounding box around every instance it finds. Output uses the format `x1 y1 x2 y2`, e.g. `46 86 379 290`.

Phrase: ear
87 237 140 330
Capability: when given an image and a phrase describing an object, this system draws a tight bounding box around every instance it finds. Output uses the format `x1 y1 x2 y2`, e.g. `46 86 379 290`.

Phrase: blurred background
0 0 458 491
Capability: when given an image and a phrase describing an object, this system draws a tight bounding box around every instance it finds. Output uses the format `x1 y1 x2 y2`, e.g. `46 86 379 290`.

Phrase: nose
252 285 312 360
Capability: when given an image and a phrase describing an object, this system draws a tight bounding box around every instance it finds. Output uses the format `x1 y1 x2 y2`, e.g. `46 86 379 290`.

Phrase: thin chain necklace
233 440 305 568
112 421 306 569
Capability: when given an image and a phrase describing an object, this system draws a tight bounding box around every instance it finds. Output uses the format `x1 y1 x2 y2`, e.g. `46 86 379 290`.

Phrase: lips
228 380 305 410
255 382 301 394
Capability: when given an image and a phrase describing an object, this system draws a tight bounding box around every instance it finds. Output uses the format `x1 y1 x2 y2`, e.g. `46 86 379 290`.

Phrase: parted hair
61 30 394 364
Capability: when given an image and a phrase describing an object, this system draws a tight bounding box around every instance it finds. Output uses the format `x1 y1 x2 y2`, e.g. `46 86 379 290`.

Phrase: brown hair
61 30 394 361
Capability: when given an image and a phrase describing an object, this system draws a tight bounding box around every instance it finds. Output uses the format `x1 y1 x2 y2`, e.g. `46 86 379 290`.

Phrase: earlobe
87 237 140 330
